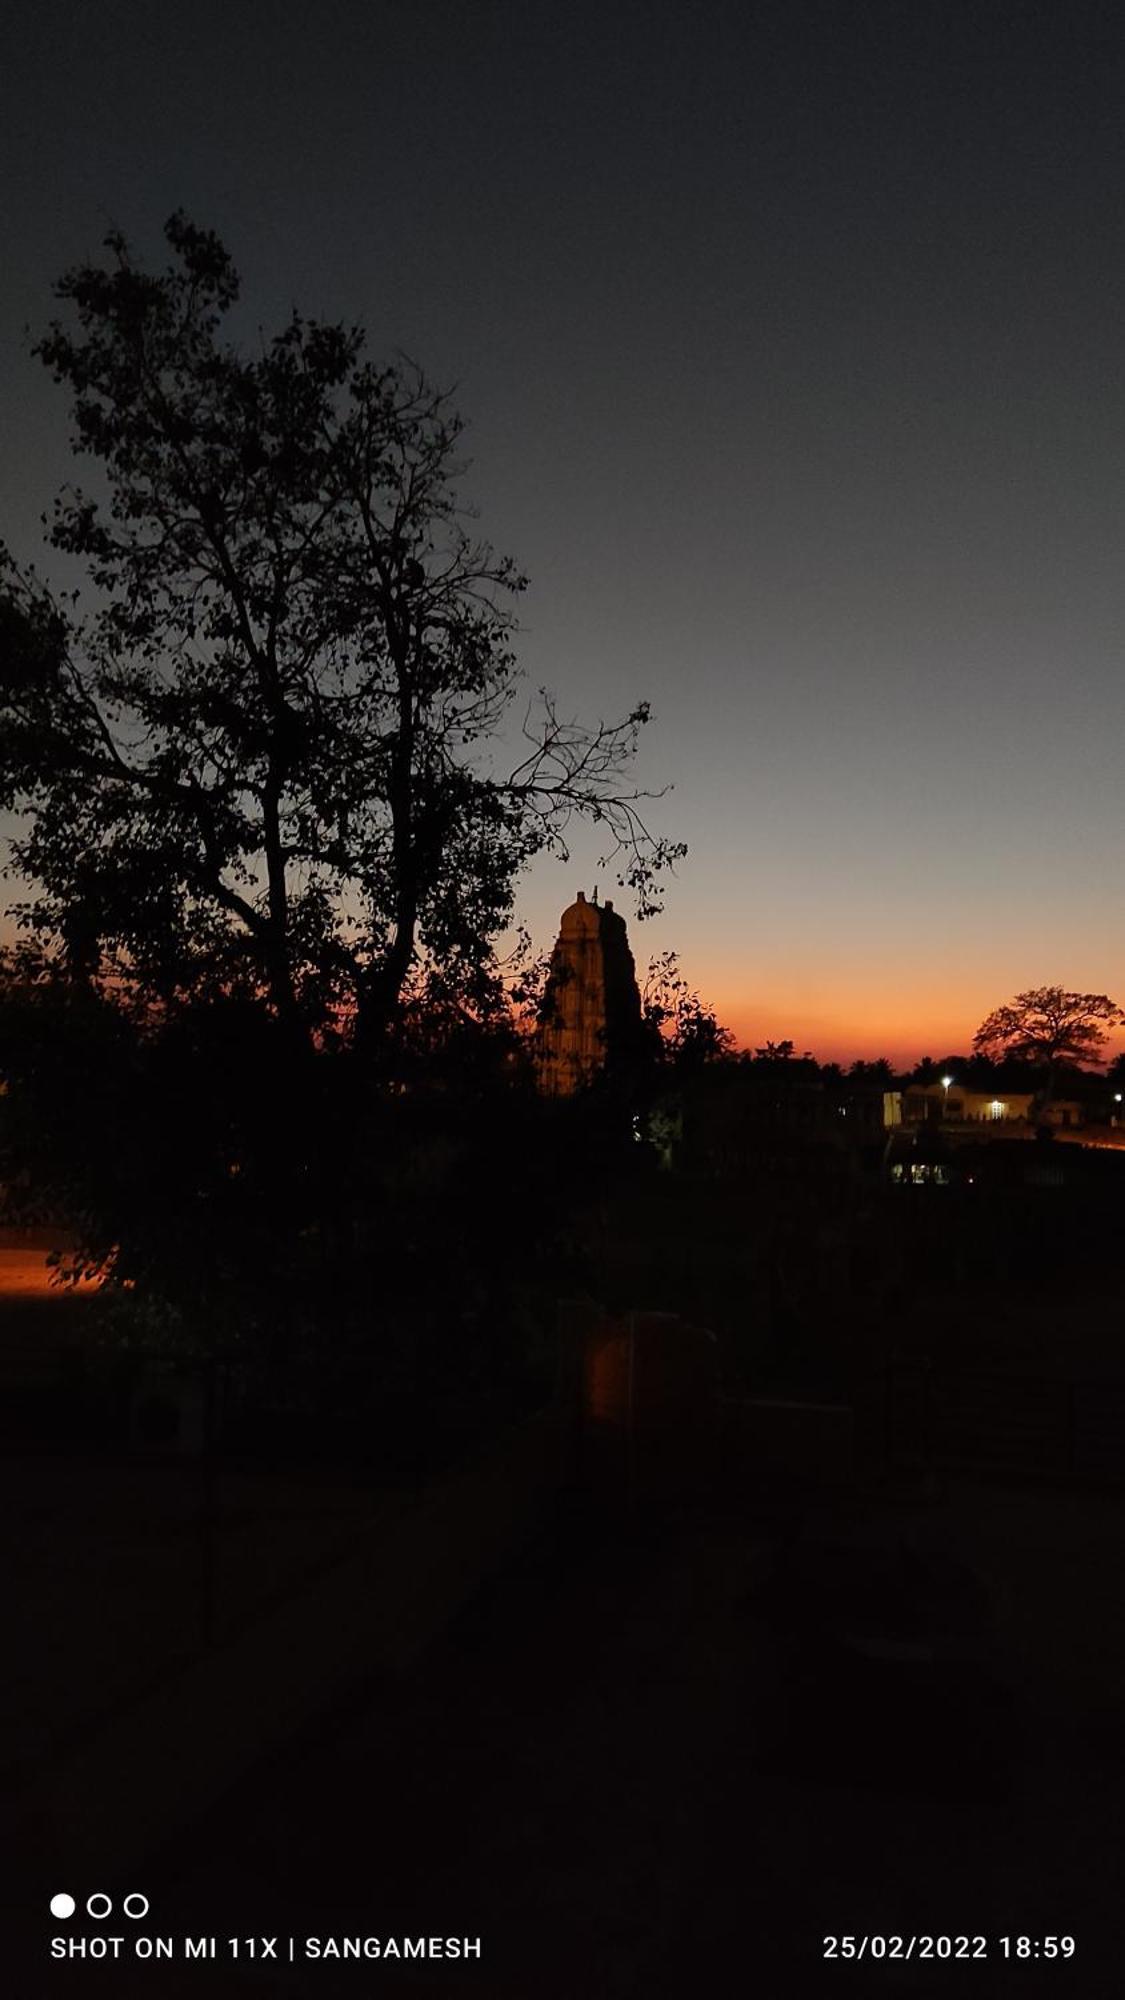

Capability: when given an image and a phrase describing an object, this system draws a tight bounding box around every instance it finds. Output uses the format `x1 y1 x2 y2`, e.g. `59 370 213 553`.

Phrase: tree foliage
0 215 683 1046
973 986 1125 1074
642 951 734 1067
0 940 602 1405
847 1056 894 1082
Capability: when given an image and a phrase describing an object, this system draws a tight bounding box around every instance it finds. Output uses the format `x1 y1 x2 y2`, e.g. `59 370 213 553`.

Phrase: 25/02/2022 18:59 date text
823 1936 1076 1961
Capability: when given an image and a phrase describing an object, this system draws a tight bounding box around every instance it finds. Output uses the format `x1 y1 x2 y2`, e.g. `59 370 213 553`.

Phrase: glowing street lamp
942 1075 953 1118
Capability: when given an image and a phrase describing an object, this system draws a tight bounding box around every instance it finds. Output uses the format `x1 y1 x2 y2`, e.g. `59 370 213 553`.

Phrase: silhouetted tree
750 1039 819 1075
642 951 734 1068
0 941 597 1414
0 215 683 1050
973 987 1125 1104
848 1057 894 1082
1104 1051 1125 1097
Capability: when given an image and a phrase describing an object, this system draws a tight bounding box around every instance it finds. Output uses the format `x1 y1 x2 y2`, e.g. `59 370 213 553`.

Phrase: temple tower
536 891 642 1095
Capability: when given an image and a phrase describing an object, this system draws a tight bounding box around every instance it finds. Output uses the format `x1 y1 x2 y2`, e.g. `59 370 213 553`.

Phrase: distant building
898 1082 1085 1129
536 891 642 1095
900 1082 1035 1126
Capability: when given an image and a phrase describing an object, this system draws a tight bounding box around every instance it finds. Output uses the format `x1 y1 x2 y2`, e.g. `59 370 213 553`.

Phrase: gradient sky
3 0 1124 1063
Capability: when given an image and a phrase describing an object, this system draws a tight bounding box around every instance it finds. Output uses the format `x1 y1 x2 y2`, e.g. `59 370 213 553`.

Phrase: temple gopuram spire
536 890 641 1095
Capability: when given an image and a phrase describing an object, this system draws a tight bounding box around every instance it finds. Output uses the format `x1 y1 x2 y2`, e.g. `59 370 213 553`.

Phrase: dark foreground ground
11 1466 1125 2000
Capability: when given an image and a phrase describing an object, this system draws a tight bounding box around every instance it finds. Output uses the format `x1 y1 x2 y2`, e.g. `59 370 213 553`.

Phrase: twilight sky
2 0 1124 1062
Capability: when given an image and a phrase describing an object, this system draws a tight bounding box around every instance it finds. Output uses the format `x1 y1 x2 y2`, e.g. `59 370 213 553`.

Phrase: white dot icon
87 1893 112 1919
50 1894 76 1919
123 1893 149 1919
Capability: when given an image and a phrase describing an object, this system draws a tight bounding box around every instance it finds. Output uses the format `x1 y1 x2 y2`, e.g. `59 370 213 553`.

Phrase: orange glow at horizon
702 982 1125 1071
528 818 1125 1076
0 1247 102 1299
